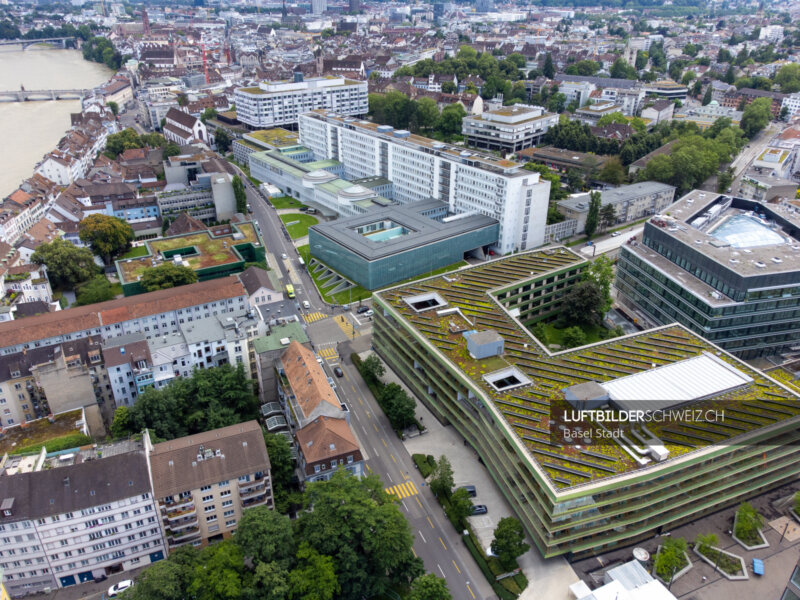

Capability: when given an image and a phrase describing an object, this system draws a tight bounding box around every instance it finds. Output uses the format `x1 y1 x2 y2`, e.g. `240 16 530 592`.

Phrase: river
0 47 111 198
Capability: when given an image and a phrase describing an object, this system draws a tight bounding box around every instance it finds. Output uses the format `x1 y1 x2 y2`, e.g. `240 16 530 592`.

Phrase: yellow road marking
427 516 434 529
390 453 397 464
415 497 423 509
365 464 371 472
408 481 418 495
452 560 461 575
439 536 447 550
381 438 387 447
373 423 378 432
412 547 417 558
467 584 475 599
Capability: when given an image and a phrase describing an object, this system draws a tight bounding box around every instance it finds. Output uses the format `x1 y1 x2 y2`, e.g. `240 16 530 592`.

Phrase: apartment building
146 421 273 550
462 105 558 153
0 442 166 597
0 276 248 356
298 110 550 253
234 76 368 129
295 416 364 483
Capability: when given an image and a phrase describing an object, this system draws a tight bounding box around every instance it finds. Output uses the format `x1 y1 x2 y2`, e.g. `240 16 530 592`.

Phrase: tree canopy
78 214 134 264
75 275 115 305
740 97 772 138
491 517 530 571
559 280 606 327
30 238 98 289
140 262 198 292
233 175 247 214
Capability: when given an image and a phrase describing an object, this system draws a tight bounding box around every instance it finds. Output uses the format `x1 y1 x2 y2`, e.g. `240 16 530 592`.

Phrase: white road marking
418 531 427 544
402 500 408 512
438 564 446 577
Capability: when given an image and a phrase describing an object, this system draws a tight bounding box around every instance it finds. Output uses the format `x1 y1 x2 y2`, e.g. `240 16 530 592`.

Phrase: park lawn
119 245 148 259
297 245 371 305
109 282 123 297
270 196 306 209
280 214 319 239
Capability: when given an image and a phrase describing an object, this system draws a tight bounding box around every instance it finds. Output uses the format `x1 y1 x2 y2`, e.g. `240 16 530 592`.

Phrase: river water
0 47 111 198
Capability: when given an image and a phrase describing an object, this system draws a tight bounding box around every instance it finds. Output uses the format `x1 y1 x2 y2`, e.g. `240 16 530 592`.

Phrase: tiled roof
281 341 340 421
296 416 361 465
165 107 199 130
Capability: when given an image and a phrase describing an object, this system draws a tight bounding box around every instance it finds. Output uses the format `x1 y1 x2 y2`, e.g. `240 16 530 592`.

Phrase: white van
302 300 311 309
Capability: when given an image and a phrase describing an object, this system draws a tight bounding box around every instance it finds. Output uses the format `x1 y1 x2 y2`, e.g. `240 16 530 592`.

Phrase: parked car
356 306 370 314
459 485 477 498
281 253 288 259
611 231 620 237
363 309 374 317
471 504 488 515
108 580 134 597
334 367 344 378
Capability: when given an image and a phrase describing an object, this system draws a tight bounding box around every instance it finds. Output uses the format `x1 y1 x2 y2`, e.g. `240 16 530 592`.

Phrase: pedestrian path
385 481 419 499
303 311 327 323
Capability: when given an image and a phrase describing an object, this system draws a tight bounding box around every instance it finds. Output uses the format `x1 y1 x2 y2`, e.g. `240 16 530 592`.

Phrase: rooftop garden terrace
0 409 86 455
115 222 264 293
376 249 800 490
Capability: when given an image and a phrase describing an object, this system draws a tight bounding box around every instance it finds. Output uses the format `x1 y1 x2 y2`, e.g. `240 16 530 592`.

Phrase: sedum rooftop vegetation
376 249 800 489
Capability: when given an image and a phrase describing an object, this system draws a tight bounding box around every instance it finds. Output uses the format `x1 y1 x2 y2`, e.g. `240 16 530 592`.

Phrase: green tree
717 168 734 193
654 537 688 581
233 175 247 213
610 58 637 80
565 60 600 76
491 517 530 570
740 97 772 138
141 262 198 292
296 471 423 600
106 101 119 116
702 85 713 106
75 275 115 305
124 556 192 600
381 383 416 430
31 238 98 289
543 53 555 79
163 142 182 158
440 81 456 94
200 107 218 123
635 50 648 70
215 128 232 153
599 203 617 231
78 214 134 264
562 326 587 349
584 255 614 313
446 487 473 529
436 103 467 137
584 191 601 238
408 575 452 600
289 543 339 600
546 92 567 113
236 505 295 565
734 502 764 543
361 354 385 384
596 112 628 127
187 541 244 600
248 561 292 600
560 280 605 327
723 65 736 84
110 406 132 438
263 432 294 511
430 455 454 499
414 97 440 132
104 127 145 158
695 533 718 553
775 63 800 93
597 156 626 185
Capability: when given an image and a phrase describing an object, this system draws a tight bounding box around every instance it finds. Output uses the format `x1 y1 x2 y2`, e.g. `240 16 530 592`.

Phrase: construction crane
202 43 210 84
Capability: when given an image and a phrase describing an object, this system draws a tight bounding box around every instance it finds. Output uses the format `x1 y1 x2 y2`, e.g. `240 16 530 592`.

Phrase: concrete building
146 421 273 551
234 77 368 129
308 200 498 290
641 99 674 125
673 101 742 131
782 92 800 119
0 440 166 597
574 101 623 126
557 80 596 109
231 129 314 166
570 561 677 600
253 322 309 405
311 0 327 14
737 169 798 203
557 182 676 233
462 105 558 153
373 249 800 557
298 110 551 253
617 190 800 358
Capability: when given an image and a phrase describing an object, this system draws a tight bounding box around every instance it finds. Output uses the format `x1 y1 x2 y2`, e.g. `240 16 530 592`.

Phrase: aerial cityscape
1 0 800 599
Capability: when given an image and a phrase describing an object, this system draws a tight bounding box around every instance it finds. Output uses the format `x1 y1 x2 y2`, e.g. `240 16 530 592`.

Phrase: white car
108 580 134 597
281 253 288 259
611 232 621 237
302 300 311 309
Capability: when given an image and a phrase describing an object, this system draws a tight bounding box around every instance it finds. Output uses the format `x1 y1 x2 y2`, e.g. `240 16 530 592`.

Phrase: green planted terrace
376 249 800 489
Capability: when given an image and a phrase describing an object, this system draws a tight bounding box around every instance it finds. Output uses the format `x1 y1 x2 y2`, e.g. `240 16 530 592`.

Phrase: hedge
11 433 92 455
413 453 436 478
463 531 518 600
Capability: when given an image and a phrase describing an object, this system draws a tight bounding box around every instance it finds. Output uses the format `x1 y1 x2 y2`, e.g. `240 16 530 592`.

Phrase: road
730 122 779 179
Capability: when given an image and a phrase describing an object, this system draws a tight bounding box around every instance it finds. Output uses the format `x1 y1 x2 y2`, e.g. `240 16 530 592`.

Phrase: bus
285 284 295 298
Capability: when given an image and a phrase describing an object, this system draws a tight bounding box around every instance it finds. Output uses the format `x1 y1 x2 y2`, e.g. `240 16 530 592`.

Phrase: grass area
11 433 92 455
298 244 371 305
110 282 123 297
280 214 318 239
412 454 437 478
534 323 608 347
462 530 522 600
270 195 306 210
0 409 85 454
119 245 148 259
392 260 470 286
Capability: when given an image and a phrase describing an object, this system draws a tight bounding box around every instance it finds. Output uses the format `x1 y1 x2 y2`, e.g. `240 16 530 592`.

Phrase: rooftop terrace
116 222 262 284
376 249 800 490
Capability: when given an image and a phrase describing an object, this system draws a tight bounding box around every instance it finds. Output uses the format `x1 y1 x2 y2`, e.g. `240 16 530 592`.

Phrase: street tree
740 97 772 138
124 557 190 600
288 543 339 600
446 487 473 529
78 214 134 264
141 262 197 292
360 354 385 384
106 101 119 116
30 238 98 289
232 175 247 213
381 383 416 430
187 541 245 600
491 517 530 571
430 455 454 499
583 191 601 239
236 505 295 565
247 562 291 600
599 204 617 231
408 574 452 600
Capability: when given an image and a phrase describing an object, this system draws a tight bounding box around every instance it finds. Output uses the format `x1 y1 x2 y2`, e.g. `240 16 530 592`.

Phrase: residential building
2 264 52 305
253 322 309 405
234 77 368 129
146 421 273 550
0 276 248 357
601 87 646 116
462 105 558 153
782 92 800 119
641 99 674 125
617 190 800 358
556 80 596 109
752 147 796 180
737 168 798 203
308 199 498 290
239 266 284 310
556 182 676 233
298 110 551 253
295 416 364 483
0 440 166 597
721 87 786 118
311 0 327 14
373 249 800 557
673 101 742 131
523 146 610 175
574 101 623 126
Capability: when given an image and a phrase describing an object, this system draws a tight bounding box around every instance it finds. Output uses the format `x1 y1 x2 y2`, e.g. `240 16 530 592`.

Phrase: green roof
253 322 309 353
376 249 800 490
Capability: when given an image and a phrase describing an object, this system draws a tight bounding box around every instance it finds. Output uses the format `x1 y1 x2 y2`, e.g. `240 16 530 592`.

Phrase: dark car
334 367 344 378
356 306 370 314
459 485 477 498
471 504 488 515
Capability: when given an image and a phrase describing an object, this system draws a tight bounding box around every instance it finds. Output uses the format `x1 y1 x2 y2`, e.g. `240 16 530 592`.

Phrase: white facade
462 105 559 152
298 111 550 253
234 77 368 129
782 93 800 119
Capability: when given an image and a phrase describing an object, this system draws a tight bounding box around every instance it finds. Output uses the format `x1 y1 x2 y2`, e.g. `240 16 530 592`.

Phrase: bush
412 453 437 478
794 491 800 514
734 502 764 545
11 433 92 455
654 537 688 581
462 533 518 600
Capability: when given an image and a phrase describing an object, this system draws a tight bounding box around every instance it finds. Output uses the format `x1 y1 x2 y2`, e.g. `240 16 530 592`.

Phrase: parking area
398 381 578 600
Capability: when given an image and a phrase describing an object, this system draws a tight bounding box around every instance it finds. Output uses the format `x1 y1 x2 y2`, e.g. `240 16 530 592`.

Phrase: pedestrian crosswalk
318 347 338 359
303 311 327 324
385 481 419 499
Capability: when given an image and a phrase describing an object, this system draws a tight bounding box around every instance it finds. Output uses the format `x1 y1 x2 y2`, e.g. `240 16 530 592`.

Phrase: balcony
167 526 200 545
162 495 193 509
242 493 270 509
238 474 266 492
240 484 269 500
165 514 198 531
163 504 196 520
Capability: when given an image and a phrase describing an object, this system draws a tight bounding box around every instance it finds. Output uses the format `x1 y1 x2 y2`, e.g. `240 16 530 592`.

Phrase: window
202 495 213 503
221 500 233 508
206 515 217 523
204 505 216 513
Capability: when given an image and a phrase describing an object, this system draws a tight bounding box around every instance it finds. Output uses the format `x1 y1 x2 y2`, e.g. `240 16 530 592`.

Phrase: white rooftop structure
570 560 678 600
601 352 753 411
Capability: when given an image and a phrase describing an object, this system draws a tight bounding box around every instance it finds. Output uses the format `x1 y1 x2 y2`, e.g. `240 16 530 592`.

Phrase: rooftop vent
729 258 739 264
403 292 448 313
483 367 531 392
754 261 766 268
695 239 703 244
772 257 783 264
377 125 393 134
393 129 410 138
